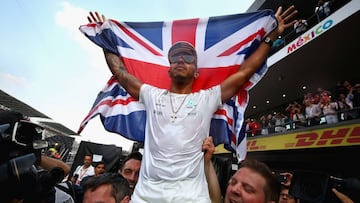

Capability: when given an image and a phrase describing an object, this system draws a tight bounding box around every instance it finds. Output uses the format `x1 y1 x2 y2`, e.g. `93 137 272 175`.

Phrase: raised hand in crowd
203 136 222 203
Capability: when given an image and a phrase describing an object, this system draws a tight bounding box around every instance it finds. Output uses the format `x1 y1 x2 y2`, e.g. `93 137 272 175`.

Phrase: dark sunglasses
169 55 195 64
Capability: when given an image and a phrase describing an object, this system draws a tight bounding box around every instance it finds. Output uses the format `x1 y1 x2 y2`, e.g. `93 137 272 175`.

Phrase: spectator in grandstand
292 107 307 128
350 83 360 118
274 112 287 133
285 101 302 130
82 173 131 203
267 113 276 134
315 0 333 21
259 115 269 135
223 159 280 203
287 102 299 116
70 154 95 186
293 18 308 34
338 81 360 120
249 118 261 136
285 103 295 128
310 87 331 106
304 97 322 126
118 152 142 194
337 93 352 121
319 94 339 124
317 87 332 100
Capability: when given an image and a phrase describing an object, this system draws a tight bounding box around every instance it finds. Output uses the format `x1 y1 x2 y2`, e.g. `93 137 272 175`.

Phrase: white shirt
73 165 95 185
132 84 222 203
55 185 75 203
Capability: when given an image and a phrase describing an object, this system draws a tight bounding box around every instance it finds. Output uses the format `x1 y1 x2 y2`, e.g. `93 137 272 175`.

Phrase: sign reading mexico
247 123 360 152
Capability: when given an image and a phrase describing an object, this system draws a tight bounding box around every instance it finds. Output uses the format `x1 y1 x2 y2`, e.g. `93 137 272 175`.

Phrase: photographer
0 110 74 203
39 155 75 203
276 170 358 203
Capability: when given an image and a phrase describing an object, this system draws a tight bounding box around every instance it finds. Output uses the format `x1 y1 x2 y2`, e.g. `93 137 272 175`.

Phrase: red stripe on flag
236 89 249 106
171 18 199 46
214 109 234 126
232 133 237 143
88 97 138 117
85 22 98 28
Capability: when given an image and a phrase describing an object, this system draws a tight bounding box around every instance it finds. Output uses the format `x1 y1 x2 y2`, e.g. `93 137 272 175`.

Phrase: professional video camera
0 110 64 202
289 170 360 203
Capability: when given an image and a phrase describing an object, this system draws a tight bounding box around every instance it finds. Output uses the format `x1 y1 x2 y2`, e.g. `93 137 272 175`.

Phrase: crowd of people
2 133 357 203
245 80 360 137
63 152 142 202
30 143 359 203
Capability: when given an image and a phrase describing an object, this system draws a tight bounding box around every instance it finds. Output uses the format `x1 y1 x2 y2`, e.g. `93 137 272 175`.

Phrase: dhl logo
247 125 360 151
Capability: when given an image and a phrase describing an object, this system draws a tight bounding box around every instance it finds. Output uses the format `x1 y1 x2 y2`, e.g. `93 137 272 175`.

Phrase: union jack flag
78 10 277 161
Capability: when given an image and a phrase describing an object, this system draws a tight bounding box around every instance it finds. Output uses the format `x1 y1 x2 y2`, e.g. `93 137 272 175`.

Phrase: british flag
78 10 277 161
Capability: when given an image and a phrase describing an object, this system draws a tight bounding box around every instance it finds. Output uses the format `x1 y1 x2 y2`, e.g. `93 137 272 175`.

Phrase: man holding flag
83 5 297 203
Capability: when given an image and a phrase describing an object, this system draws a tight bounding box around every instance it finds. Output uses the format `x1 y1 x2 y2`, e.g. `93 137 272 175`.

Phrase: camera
289 170 360 203
0 110 56 202
274 173 288 184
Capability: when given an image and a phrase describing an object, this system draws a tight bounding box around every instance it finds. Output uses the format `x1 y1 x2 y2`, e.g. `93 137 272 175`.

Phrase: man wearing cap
88 6 297 203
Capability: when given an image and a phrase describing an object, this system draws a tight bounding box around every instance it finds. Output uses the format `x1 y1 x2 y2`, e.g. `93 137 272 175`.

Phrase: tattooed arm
87 11 143 99
103 49 143 99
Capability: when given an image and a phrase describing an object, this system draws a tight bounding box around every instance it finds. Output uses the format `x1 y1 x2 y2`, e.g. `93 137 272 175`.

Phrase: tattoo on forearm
104 50 141 93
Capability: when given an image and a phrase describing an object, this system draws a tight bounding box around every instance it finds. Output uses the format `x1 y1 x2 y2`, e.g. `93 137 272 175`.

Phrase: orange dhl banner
247 123 360 152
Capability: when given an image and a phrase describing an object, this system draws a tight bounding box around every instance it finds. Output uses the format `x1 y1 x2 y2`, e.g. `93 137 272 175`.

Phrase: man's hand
269 5 298 39
202 136 222 203
202 136 215 163
87 11 106 24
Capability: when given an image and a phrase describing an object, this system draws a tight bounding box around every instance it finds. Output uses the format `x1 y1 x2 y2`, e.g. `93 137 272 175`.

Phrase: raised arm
103 50 143 99
220 6 297 103
87 11 143 99
203 136 222 203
